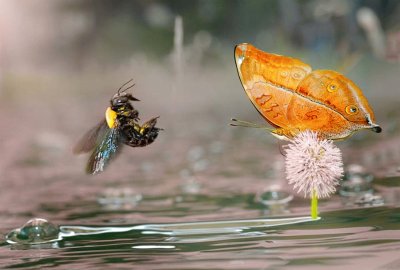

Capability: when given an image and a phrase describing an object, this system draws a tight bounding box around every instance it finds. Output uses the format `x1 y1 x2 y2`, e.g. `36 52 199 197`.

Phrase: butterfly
73 80 161 174
232 43 381 140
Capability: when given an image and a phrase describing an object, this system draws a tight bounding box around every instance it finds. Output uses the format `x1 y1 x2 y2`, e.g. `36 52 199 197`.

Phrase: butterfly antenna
117 79 134 94
230 118 271 130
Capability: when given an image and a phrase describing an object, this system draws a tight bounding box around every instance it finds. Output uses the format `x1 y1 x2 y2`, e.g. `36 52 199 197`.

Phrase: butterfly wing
296 70 379 133
86 126 122 174
234 43 312 129
234 43 380 140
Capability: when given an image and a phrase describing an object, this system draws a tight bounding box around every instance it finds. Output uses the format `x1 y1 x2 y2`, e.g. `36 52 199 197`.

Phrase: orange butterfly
232 43 381 140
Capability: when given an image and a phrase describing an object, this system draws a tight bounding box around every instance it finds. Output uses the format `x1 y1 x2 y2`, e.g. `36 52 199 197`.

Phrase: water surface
2 176 400 269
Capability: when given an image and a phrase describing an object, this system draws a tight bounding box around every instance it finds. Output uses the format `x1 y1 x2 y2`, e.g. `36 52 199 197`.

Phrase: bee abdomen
123 127 160 147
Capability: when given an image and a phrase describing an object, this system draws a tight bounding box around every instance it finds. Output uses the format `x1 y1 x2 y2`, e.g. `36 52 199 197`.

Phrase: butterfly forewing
234 43 312 130
235 43 312 91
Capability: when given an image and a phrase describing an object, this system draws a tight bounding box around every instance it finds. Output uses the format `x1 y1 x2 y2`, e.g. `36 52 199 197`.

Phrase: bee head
110 79 140 109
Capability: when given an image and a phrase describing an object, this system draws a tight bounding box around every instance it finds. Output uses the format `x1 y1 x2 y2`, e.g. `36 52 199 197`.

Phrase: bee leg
140 117 160 133
124 118 161 147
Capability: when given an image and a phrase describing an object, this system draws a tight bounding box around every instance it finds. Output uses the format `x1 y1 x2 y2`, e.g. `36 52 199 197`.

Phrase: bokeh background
0 0 399 227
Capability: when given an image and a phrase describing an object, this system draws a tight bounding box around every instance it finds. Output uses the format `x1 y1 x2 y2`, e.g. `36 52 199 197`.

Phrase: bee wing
86 127 123 175
73 120 109 154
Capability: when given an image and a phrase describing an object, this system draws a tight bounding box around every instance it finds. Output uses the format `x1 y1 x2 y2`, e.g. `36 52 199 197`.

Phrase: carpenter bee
73 80 161 174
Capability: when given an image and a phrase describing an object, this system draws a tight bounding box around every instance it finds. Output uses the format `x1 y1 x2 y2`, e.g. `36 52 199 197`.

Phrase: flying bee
73 79 161 174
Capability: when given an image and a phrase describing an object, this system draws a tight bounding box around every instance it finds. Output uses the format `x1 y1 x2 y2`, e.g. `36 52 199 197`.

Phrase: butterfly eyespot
292 72 302 79
327 83 338 92
280 71 288 77
345 105 359 115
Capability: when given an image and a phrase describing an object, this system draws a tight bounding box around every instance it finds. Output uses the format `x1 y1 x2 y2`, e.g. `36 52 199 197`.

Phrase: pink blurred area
0 0 399 227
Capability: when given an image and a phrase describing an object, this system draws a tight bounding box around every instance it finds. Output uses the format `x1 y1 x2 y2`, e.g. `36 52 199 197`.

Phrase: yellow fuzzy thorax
105 107 117 128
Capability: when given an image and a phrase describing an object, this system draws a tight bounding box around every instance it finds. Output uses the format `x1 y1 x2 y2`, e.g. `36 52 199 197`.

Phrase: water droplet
140 162 154 174
97 188 143 209
179 168 192 180
209 141 224 154
6 218 60 245
340 164 374 196
257 190 293 206
344 164 374 182
193 159 209 172
340 175 373 196
187 146 205 162
181 178 201 194
354 193 384 206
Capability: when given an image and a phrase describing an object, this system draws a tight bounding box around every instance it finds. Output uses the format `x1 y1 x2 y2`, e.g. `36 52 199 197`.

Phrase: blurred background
0 0 399 225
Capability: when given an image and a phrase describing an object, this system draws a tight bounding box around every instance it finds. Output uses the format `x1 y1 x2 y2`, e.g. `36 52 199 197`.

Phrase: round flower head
284 131 344 198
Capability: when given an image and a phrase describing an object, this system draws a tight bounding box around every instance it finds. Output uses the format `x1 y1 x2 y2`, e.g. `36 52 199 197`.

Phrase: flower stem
311 189 318 219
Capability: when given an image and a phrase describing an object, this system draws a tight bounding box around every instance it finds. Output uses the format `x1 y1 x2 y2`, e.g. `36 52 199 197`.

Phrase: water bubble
256 187 293 216
192 159 209 172
209 141 224 154
187 146 205 162
340 175 374 196
344 164 374 182
97 188 143 209
181 178 201 194
6 218 60 245
140 162 154 174
179 168 192 180
340 164 374 197
257 189 293 206
354 193 384 206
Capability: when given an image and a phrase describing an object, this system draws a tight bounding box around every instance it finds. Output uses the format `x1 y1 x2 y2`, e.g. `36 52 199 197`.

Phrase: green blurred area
1 0 399 67
57 0 399 59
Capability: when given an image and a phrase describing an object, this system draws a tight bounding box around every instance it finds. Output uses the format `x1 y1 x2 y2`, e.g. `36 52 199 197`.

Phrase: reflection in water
3 206 400 270
6 216 315 245
2 186 400 270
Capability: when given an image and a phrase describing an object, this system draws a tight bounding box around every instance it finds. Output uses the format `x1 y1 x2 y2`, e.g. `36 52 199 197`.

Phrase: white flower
284 131 344 198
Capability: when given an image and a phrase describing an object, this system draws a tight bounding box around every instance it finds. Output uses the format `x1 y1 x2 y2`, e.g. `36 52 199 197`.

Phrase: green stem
311 189 318 219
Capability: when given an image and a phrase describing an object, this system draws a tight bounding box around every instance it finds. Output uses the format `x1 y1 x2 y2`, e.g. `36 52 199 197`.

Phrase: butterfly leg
270 128 299 141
